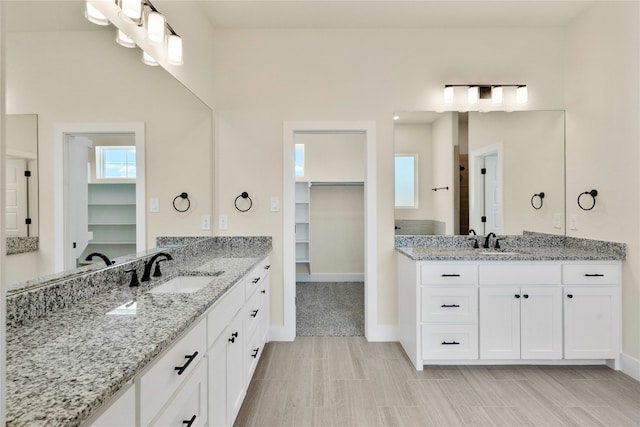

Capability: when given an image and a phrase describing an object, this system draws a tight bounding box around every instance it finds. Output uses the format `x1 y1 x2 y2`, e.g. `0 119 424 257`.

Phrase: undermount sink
148 275 219 294
479 251 519 256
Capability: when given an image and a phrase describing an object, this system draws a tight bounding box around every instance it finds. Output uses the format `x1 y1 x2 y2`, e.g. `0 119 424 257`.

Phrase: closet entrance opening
283 121 378 342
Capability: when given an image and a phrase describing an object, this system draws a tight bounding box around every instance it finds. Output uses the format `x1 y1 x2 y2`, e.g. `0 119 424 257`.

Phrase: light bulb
147 11 166 44
491 86 503 104
142 51 159 66
516 86 528 104
116 29 136 48
121 0 142 20
85 2 109 26
468 86 479 105
167 34 183 66
443 86 454 105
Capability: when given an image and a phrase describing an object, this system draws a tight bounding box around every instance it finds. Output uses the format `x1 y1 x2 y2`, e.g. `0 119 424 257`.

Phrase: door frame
53 122 146 273
280 121 377 342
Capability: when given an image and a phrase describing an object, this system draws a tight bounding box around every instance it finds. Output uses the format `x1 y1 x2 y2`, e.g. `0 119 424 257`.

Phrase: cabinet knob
514 294 521 299
567 294 574 299
261 289 266 294
252 277 260 284
264 265 271 270
523 294 529 299
229 331 239 343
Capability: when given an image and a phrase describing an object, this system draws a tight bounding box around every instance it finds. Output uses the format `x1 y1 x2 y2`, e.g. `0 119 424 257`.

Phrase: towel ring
578 189 598 211
235 192 253 212
530 192 545 210
173 192 191 213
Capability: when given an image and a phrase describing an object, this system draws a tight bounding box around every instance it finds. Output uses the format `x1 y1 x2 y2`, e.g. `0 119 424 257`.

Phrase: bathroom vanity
5 236 271 427
396 234 625 371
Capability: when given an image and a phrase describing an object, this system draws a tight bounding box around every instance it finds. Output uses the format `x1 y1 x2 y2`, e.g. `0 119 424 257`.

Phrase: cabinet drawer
563 264 619 285
421 287 477 323
421 324 478 360
245 257 271 297
150 359 207 427
479 264 561 285
245 329 264 385
208 279 245 347
244 287 262 340
420 264 477 285
139 320 206 427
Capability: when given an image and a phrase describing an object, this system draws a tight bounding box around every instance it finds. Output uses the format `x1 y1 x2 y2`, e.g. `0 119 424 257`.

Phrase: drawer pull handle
261 289 266 294
584 273 604 277
251 347 260 358
229 332 239 343
183 415 196 426
514 294 521 299
251 309 259 318
441 341 460 345
567 294 574 299
441 274 461 277
252 277 260 284
264 265 271 270
175 351 198 376
441 304 460 308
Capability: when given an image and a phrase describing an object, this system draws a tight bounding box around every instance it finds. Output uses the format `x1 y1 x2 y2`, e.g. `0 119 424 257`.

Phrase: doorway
470 144 503 235
281 121 378 342
54 123 146 273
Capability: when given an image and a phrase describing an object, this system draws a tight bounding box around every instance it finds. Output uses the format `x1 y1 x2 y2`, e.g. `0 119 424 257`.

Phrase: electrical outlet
569 214 579 230
218 214 228 230
553 213 563 229
150 197 159 213
201 215 211 230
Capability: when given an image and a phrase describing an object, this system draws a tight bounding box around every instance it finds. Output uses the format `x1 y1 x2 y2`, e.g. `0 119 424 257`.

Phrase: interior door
484 154 501 234
64 135 91 269
5 157 28 236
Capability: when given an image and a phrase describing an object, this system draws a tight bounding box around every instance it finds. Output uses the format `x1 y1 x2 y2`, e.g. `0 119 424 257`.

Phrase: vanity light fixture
85 0 184 66
442 84 528 109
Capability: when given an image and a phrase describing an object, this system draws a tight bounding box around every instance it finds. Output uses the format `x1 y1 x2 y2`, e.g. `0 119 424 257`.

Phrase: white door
5 157 28 236
564 287 618 359
64 136 91 270
483 154 501 234
226 314 245 425
479 287 521 359
520 287 562 359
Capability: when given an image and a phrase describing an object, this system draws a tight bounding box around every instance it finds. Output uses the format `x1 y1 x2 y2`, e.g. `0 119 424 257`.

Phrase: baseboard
620 352 640 381
295 273 365 282
268 325 295 342
366 324 398 342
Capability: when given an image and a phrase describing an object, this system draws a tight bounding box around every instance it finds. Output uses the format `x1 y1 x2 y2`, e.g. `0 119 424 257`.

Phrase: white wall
431 113 456 233
212 27 565 329
565 2 640 361
4 30 213 284
295 132 365 182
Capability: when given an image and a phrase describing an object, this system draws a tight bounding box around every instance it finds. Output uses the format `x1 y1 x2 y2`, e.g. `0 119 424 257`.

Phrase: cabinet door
89 384 135 427
208 333 228 427
480 287 520 359
520 287 562 359
151 360 207 427
227 313 246 425
564 287 618 359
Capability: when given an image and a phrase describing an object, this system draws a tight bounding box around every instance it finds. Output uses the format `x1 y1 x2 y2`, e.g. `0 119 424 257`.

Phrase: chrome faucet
85 252 114 266
483 232 496 249
141 252 173 282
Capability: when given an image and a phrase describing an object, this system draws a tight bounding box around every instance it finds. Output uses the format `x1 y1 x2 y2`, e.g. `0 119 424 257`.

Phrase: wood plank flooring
234 337 640 427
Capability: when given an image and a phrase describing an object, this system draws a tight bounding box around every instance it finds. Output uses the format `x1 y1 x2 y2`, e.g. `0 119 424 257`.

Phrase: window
395 154 417 208
96 146 136 179
295 144 305 177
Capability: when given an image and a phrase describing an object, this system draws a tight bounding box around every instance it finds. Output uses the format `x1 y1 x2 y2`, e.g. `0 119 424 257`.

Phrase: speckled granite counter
396 232 626 261
6 236 271 427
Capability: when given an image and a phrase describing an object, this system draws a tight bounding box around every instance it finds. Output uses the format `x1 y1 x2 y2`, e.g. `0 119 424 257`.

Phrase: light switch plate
553 213 563 229
270 196 280 212
201 215 211 230
569 214 579 230
150 197 159 213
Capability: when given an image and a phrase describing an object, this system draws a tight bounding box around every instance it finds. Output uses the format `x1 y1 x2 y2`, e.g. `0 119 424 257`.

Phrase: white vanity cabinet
89 383 136 427
479 264 563 360
398 253 622 370
563 263 621 359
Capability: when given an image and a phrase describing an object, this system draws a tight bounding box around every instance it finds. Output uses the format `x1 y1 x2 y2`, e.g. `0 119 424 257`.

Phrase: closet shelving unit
80 183 136 264
295 181 311 272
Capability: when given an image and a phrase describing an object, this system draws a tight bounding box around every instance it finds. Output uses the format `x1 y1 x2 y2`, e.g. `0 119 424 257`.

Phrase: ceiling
197 0 595 30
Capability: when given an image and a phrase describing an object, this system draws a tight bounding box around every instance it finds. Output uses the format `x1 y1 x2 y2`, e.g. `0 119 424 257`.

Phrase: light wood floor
235 337 640 427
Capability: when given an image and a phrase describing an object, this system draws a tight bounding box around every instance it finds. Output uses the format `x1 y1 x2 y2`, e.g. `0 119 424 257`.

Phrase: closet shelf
89 241 136 245
89 222 136 226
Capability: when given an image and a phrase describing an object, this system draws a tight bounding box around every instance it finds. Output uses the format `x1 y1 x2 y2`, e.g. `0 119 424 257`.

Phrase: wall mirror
4 1 213 292
394 110 565 236
6 114 38 250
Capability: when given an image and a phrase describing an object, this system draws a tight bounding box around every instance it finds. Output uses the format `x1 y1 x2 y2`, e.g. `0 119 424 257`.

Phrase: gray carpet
296 282 364 336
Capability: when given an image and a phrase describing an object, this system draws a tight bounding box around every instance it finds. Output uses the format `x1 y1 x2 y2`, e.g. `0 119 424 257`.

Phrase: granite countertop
6 245 271 427
396 246 624 261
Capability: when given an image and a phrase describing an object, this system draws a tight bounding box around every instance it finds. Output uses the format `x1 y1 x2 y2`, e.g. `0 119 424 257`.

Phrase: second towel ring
173 192 191 213
578 189 598 211
235 192 253 212
531 192 545 210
